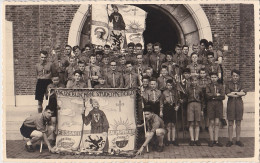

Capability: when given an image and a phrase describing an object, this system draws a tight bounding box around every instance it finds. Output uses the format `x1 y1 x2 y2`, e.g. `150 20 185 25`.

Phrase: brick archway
68 4 212 47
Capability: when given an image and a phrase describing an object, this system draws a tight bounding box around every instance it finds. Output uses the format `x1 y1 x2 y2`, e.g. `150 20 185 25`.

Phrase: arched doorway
68 4 212 52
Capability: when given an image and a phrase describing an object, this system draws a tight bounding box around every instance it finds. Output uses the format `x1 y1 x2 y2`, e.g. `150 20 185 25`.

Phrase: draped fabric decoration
91 4 146 49
53 89 137 154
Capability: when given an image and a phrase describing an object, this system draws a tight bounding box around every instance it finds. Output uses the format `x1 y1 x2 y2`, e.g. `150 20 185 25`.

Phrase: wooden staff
78 98 86 151
138 68 149 153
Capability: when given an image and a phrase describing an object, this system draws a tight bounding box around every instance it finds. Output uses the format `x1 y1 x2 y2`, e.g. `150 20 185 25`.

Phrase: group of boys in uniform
21 39 247 154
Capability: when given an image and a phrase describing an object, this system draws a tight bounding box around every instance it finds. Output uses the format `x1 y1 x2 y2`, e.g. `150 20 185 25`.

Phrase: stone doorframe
68 4 212 48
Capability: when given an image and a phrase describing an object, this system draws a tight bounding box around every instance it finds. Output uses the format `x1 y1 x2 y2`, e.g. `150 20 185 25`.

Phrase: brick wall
239 4 255 90
201 4 255 90
5 5 80 95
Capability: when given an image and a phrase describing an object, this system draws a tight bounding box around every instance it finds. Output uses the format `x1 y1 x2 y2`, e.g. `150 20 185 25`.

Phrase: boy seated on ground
136 105 165 155
20 106 55 153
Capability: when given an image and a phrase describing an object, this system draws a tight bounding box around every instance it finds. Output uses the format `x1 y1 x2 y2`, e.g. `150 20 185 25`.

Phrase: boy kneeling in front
136 105 165 155
20 106 55 153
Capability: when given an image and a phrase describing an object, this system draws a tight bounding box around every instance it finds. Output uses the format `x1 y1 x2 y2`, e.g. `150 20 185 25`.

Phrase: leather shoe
157 146 164 152
25 144 35 152
208 141 214 147
235 141 244 147
172 141 179 146
226 141 233 147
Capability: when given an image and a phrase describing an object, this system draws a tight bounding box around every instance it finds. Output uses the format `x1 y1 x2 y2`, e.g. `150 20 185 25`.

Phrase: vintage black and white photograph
2 1 258 161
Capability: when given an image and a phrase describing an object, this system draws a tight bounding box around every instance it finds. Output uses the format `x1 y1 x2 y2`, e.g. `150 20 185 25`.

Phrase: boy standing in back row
35 50 53 113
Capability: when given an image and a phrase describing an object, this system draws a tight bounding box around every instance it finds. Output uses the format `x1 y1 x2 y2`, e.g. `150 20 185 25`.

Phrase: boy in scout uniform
157 66 173 91
86 54 101 87
35 50 53 113
187 52 205 77
160 79 180 146
142 78 162 116
65 56 77 84
149 42 166 78
205 52 221 80
66 70 88 88
206 72 225 147
105 61 124 88
123 61 139 89
225 69 247 147
198 68 211 131
186 76 204 146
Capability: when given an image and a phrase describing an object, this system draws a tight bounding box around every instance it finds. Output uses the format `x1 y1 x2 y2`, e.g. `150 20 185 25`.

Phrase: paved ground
5 137 254 159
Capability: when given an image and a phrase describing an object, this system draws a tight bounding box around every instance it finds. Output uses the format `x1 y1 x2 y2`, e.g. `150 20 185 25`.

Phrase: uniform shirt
134 63 149 75
205 62 221 75
186 85 204 105
206 83 225 100
123 71 139 88
23 113 51 133
160 89 179 106
65 64 77 81
51 60 66 76
117 64 127 75
225 80 247 95
157 75 173 91
186 63 204 76
86 64 101 82
36 61 52 79
149 53 166 74
143 89 161 103
198 77 211 89
105 70 124 88
161 61 179 77
146 114 164 133
100 64 110 76
172 54 188 70
142 54 150 65
66 80 87 88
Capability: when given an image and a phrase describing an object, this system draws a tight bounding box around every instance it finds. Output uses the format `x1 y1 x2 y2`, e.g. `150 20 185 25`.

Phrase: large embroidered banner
91 4 146 49
53 89 137 153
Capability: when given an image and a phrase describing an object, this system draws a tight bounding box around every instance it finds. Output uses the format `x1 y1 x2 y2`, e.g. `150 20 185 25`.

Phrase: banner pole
138 68 149 153
78 98 86 151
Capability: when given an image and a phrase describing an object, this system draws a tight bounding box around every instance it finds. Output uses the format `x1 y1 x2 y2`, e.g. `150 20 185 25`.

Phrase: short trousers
20 123 37 139
187 102 201 122
35 79 52 101
207 100 223 119
227 98 244 121
163 103 177 124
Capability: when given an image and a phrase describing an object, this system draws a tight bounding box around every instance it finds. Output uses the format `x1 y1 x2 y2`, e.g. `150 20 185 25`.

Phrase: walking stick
78 98 86 151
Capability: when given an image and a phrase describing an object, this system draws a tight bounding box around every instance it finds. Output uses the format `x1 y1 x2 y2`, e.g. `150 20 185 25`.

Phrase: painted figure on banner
108 4 126 30
82 98 109 152
93 27 107 47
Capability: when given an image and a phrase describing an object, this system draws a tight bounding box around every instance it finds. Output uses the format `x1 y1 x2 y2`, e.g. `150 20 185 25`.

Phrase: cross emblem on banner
132 7 138 15
116 100 124 112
